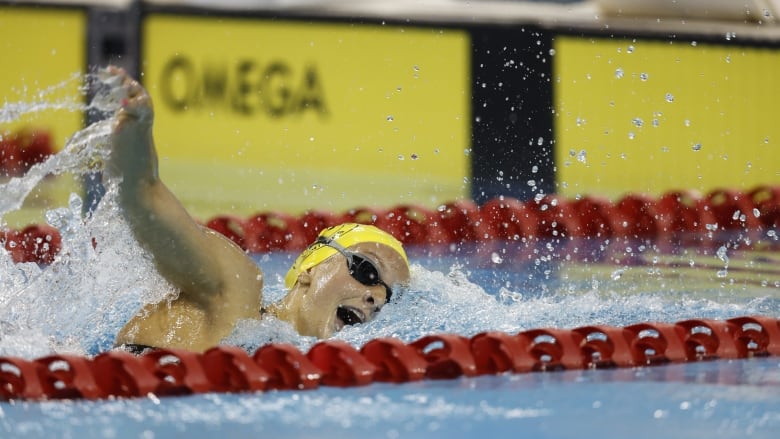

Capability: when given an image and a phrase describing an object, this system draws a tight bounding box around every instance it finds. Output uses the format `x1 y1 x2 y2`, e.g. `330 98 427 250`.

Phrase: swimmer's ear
297 270 313 288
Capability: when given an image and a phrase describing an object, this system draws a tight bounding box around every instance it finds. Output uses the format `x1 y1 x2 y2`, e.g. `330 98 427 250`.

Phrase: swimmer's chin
333 317 344 333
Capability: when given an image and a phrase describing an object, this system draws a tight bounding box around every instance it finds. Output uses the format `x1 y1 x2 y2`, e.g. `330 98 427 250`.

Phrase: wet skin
107 68 409 352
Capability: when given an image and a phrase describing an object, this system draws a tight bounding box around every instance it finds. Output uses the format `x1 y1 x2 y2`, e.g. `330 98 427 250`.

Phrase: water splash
0 71 170 357
0 69 127 219
0 119 113 217
0 73 84 124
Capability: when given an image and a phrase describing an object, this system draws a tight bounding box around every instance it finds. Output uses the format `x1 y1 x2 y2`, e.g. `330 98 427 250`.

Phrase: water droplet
386 115 394 122
639 72 649 81
628 132 635 140
753 208 761 218
537 137 544 146
632 118 644 127
610 269 624 280
577 150 587 163
691 41 698 47
692 143 702 151
491 252 504 264
615 68 624 79
531 165 538 173
627 45 635 53
397 154 405 161
716 269 728 278
665 93 674 103
548 48 556 56
410 153 419 160
716 245 729 264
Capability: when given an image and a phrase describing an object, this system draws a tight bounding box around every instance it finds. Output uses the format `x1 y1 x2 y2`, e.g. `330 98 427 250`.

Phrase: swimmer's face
285 242 409 338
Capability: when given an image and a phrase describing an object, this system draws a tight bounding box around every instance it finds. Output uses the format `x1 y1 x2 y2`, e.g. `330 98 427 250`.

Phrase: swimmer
105 67 410 353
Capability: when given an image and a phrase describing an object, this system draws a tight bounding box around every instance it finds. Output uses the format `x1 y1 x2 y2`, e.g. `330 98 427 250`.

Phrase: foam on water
227 252 777 354
0 72 777 360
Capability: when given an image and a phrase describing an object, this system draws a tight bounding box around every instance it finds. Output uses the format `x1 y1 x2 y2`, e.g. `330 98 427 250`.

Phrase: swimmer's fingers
118 83 153 123
98 66 144 98
96 66 127 88
122 78 146 100
99 65 151 120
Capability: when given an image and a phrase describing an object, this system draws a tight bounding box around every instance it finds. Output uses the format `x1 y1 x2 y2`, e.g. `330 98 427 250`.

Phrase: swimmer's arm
106 71 263 310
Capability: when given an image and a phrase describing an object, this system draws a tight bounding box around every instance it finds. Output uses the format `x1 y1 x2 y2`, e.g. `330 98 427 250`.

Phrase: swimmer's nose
364 290 384 311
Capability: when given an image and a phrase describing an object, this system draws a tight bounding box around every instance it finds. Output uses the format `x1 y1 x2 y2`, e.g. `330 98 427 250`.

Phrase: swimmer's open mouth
336 305 365 327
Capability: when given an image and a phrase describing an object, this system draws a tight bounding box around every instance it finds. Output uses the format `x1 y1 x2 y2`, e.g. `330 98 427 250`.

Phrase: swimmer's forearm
122 178 224 300
107 113 158 183
110 116 224 302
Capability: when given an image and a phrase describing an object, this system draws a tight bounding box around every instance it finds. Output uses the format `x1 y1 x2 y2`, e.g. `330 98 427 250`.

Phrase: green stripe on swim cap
284 223 408 290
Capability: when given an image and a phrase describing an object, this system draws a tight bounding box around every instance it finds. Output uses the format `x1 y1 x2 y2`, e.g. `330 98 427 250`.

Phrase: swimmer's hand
89 67 129 114
105 65 155 180
105 66 153 125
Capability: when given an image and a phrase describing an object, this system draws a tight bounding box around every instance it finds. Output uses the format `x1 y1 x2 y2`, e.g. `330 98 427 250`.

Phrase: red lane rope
1 316 778 401
2 186 779 401
1 129 55 178
3 185 780 264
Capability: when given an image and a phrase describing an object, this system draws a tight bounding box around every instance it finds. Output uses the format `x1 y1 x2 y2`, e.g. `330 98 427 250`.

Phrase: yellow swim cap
284 223 408 289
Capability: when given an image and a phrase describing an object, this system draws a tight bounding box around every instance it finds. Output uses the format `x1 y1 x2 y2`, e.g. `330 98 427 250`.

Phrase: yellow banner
0 6 86 226
554 36 780 199
142 16 471 219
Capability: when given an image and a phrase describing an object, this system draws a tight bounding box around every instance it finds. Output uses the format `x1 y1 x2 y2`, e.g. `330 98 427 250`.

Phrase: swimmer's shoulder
183 226 264 326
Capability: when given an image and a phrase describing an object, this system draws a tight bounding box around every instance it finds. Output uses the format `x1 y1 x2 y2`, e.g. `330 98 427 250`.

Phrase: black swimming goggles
315 236 394 302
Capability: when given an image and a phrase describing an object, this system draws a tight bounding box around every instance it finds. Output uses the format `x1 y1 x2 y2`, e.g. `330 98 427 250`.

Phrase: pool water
2 241 779 438
1 73 779 438
2 356 778 439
